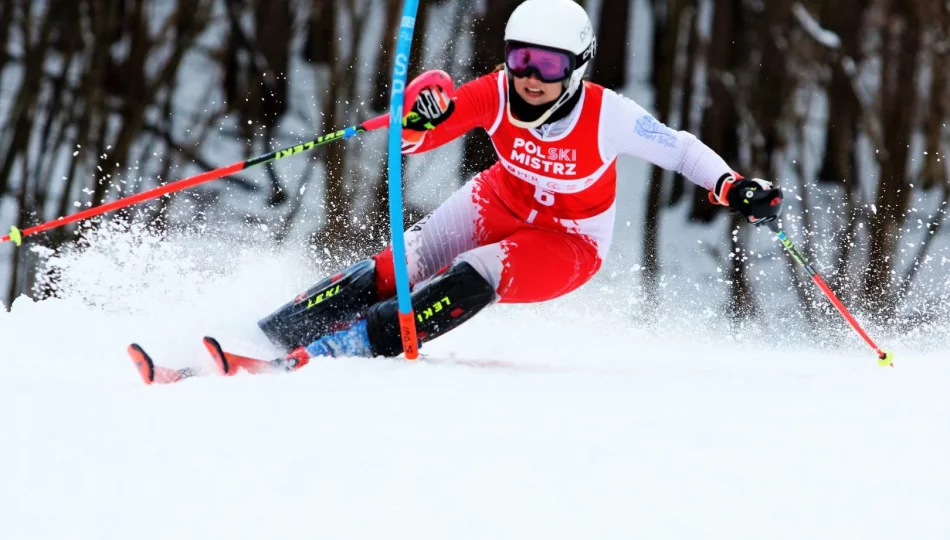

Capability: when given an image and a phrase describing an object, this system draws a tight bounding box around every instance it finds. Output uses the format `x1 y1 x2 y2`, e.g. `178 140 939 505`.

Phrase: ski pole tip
878 350 894 368
397 311 419 360
10 226 22 246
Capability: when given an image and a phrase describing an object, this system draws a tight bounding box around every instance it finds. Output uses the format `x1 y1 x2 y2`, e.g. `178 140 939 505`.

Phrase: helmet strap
505 71 584 129
507 101 559 129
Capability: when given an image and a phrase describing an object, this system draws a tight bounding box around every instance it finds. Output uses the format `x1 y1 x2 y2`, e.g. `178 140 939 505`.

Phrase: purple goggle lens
505 45 573 83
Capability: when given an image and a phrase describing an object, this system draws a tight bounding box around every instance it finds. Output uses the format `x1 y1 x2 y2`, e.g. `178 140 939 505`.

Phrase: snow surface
2 226 949 540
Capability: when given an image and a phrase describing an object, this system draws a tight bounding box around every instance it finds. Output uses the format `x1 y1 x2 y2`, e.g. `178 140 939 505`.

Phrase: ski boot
276 319 374 368
258 259 378 351
272 346 313 372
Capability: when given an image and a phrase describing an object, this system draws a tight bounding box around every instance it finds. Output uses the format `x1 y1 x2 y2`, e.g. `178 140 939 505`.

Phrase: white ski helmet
504 0 596 128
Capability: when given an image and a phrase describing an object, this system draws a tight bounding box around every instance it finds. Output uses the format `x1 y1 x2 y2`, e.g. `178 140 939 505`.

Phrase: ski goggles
505 43 574 83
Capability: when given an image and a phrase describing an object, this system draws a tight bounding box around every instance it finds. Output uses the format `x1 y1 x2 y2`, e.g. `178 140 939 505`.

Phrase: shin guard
258 259 378 351
365 261 496 357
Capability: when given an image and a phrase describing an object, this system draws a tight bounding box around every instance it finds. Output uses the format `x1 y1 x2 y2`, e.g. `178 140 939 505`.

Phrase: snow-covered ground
1 227 948 540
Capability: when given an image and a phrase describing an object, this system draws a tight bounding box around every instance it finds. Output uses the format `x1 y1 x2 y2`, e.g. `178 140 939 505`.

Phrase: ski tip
202 336 231 375
127 343 156 385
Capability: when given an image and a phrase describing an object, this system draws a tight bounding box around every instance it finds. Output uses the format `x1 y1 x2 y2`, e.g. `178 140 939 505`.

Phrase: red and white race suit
374 71 732 303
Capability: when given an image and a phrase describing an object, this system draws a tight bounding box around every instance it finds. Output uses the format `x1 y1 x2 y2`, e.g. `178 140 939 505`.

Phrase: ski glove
709 173 784 226
403 86 455 131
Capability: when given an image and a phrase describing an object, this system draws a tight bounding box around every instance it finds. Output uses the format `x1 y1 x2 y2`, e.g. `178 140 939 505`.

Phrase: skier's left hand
709 173 784 226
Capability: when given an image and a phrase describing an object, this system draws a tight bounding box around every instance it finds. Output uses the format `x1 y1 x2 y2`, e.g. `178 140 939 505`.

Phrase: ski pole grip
360 71 455 133
405 69 457 107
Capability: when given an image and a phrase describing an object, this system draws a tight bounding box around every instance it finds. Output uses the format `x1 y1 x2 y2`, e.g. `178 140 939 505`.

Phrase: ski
201 336 290 376
128 337 292 385
128 343 203 385
128 338 535 386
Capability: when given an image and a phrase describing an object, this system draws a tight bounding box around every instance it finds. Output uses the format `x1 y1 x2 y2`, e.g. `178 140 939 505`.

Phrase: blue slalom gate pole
386 0 421 359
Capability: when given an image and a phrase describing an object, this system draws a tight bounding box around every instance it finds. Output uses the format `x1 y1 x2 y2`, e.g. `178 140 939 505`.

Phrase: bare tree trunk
593 0 632 89
3 1 56 302
303 0 336 65
441 0 473 79
863 0 922 318
0 2 12 73
749 0 792 172
666 3 698 207
920 2 950 194
0 2 52 198
894 0 950 308
311 0 375 255
34 15 83 216
223 0 289 206
461 0 519 179
688 0 740 222
371 0 402 111
408 0 431 81
812 0 868 296
724 0 795 321
817 0 866 188
641 0 691 317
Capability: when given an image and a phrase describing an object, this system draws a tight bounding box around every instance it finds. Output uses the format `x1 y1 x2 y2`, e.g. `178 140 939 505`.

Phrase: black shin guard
365 261 496 357
258 259 378 351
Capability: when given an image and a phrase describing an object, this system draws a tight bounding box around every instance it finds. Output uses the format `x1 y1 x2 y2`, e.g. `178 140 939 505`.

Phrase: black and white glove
403 86 455 131
709 173 784 226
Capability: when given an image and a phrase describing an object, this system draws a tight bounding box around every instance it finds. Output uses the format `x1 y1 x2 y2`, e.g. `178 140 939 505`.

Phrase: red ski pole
767 221 893 367
1 115 390 247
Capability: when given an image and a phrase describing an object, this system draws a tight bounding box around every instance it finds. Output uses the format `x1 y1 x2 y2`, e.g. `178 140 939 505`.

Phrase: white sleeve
600 89 732 191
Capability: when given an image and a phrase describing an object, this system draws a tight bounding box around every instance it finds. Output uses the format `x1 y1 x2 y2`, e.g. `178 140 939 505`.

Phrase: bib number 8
533 186 555 207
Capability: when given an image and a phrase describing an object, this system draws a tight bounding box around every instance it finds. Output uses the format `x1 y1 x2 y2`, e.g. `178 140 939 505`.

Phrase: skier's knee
453 250 503 291
258 258 378 351
371 247 398 299
365 261 497 357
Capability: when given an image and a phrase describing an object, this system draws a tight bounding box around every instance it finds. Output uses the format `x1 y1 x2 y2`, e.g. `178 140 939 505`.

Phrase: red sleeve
404 72 503 155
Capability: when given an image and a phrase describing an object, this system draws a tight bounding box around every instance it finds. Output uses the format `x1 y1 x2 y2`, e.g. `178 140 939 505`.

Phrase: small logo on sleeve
634 114 677 148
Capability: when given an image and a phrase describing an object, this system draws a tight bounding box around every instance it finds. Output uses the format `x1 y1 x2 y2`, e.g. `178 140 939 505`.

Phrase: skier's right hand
403 85 455 131
709 173 784 226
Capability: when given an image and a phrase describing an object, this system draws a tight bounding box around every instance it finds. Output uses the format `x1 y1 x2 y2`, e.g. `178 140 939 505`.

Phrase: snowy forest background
1 0 949 339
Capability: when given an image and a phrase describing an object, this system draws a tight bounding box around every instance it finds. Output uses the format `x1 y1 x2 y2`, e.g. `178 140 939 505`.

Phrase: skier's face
513 73 563 106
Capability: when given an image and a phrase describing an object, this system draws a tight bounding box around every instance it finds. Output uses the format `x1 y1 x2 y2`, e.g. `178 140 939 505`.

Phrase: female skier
257 0 784 368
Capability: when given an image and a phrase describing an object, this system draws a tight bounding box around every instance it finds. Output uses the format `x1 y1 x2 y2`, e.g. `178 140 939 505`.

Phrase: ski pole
0 117 389 247
1 69 456 248
767 220 893 366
